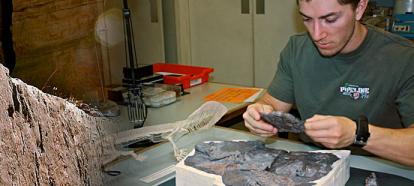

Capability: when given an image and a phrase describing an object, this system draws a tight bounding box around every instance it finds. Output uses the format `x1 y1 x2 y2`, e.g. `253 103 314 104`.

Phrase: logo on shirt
339 83 370 100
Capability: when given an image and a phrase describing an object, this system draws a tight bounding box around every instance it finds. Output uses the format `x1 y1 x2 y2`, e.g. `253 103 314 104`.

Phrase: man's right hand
242 103 278 137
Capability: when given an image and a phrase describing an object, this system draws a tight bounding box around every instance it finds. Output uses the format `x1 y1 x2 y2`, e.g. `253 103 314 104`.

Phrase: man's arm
304 115 414 166
243 92 293 137
258 92 293 112
364 124 414 166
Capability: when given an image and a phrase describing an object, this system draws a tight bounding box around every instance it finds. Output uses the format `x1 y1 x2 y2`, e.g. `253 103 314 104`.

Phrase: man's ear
355 0 369 20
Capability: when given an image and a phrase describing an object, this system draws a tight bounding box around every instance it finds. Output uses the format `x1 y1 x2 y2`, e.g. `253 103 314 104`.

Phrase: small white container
146 90 176 107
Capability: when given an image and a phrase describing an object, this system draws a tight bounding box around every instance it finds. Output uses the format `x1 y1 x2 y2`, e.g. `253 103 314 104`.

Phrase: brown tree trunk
0 64 109 185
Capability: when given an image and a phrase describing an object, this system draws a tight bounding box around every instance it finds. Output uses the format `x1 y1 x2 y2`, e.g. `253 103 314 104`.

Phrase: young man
243 0 414 166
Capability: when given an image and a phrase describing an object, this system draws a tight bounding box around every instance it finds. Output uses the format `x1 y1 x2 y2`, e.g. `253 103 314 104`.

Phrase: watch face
354 139 367 146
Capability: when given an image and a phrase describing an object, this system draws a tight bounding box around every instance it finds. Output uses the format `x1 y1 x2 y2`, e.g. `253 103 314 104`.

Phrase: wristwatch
353 115 370 147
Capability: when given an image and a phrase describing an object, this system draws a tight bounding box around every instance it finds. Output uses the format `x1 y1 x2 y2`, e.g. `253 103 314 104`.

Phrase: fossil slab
260 111 305 133
177 141 350 186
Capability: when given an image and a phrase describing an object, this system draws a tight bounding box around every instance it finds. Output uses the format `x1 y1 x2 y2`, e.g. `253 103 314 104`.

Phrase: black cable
103 170 121 176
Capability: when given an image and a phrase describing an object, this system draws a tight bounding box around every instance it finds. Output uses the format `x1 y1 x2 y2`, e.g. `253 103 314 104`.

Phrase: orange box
152 63 214 89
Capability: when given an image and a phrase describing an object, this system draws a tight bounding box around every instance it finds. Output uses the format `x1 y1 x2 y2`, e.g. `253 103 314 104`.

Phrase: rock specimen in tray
176 141 350 186
0 64 112 185
260 111 304 133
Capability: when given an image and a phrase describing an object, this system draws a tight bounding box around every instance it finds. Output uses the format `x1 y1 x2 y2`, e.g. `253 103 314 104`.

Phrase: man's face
298 0 358 56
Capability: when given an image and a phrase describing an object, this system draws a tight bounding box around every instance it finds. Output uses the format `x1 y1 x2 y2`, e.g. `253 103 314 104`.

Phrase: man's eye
303 18 311 22
325 18 338 23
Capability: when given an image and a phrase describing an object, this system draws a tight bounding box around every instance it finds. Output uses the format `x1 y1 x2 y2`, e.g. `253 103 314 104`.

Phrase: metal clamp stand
122 0 147 128
126 87 146 127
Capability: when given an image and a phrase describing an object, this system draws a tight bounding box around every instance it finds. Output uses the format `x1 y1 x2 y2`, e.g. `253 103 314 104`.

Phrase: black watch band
353 115 370 147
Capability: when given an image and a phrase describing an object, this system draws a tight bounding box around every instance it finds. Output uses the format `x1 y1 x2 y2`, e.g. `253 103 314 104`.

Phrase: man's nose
311 22 327 41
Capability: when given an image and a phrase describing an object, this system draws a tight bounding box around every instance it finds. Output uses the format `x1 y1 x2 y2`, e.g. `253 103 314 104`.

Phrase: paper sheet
204 88 263 103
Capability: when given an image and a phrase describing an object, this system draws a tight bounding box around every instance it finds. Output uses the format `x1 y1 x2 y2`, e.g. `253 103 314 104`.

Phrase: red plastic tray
152 63 214 89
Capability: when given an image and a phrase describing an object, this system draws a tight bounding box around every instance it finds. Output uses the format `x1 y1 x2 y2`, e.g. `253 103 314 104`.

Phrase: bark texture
0 64 107 185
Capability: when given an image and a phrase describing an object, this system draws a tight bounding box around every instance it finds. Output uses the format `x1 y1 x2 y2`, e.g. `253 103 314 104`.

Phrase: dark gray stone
364 173 378 186
186 141 284 175
184 141 339 186
268 151 339 184
260 111 305 133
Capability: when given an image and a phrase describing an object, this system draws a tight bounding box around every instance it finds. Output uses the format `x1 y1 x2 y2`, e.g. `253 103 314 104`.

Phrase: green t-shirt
268 25 414 128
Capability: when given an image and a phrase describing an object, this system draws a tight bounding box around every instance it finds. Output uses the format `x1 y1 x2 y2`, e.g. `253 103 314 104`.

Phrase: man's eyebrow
298 11 341 19
320 12 341 19
299 11 310 18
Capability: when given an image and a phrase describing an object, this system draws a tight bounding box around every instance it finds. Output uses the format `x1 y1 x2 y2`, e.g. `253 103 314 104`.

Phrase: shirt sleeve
267 38 295 104
396 62 414 128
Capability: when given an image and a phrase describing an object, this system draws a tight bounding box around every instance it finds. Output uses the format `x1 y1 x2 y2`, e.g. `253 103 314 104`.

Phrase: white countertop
104 127 414 186
107 82 259 133
103 83 414 186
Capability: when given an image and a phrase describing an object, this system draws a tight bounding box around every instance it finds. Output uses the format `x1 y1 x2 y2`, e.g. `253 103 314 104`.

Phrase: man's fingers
246 127 276 138
244 106 261 120
306 114 330 122
243 110 270 131
304 115 356 149
312 137 331 143
245 103 275 120
248 125 276 135
247 126 275 137
244 116 275 132
305 129 334 138
305 117 334 130
244 115 277 136
244 119 275 133
262 105 274 114
305 122 331 130
243 103 277 137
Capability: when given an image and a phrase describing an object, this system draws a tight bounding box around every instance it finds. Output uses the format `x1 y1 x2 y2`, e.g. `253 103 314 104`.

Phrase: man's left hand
304 115 357 149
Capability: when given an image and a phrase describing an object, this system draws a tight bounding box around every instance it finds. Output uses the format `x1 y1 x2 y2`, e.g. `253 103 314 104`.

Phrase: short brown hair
297 0 360 9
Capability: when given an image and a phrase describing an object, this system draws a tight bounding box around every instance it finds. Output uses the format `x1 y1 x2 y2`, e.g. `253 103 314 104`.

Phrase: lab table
104 82 414 185
106 82 259 133
104 127 414 186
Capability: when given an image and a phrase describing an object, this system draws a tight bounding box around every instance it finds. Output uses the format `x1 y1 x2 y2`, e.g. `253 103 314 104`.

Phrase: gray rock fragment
269 151 338 183
185 141 340 186
365 173 378 186
260 111 305 133
186 141 284 175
